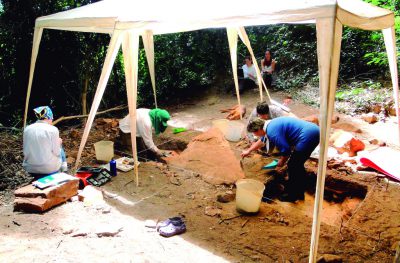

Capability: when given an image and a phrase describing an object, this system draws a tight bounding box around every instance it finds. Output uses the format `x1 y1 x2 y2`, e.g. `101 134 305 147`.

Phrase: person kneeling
241 117 320 202
119 108 171 163
23 106 67 181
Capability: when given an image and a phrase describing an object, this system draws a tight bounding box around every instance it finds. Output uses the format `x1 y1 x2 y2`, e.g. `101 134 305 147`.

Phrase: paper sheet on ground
359 147 400 181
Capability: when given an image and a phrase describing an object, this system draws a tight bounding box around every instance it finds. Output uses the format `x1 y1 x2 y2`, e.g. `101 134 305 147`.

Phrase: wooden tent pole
309 17 342 263
226 28 242 120
142 30 158 108
122 31 140 186
383 27 400 145
23 27 43 128
74 30 123 168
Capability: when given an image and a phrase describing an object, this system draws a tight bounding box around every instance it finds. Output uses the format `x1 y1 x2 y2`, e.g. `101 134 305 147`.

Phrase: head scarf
149 109 170 135
33 106 53 120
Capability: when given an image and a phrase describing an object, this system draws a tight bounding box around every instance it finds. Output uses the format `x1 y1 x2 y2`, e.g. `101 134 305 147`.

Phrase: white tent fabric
23 0 398 262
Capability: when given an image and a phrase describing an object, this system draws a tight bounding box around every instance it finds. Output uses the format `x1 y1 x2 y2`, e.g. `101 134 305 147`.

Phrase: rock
62 228 75 235
388 106 397 116
329 130 365 157
14 179 79 212
369 139 386 146
217 191 235 203
204 206 222 217
70 129 80 139
78 185 104 206
361 113 378 124
111 119 119 128
169 177 182 186
317 254 343 263
95 226 123 237
66 156 75 164
71 230 88 237
370 104 382 114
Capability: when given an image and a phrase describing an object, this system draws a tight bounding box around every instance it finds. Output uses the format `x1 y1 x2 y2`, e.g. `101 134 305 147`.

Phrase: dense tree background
0 0 399 126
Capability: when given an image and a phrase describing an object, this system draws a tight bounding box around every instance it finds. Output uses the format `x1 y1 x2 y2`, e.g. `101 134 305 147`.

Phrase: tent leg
309 18 342 263
383 27 400 145
23 27 43 128
122 32 140 186
74 30 123 168
142 30 158 108
226 28 242 119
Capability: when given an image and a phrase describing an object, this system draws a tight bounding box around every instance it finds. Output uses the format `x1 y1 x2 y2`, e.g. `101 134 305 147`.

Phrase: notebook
32 173 75 190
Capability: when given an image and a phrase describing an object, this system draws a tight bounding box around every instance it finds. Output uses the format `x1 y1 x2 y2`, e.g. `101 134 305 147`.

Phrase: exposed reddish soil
1 90 399 262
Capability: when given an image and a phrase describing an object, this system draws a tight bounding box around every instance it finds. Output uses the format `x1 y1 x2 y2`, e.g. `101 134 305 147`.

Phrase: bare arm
277 155 289 167
241 139 264 158
271 60 276 73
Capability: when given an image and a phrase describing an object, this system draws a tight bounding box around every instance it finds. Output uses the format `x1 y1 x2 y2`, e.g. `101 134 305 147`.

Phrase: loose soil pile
167 128 245 185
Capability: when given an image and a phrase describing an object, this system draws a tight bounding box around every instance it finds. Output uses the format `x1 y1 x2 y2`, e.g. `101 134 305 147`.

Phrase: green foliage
361 0 400 68
334 80 389 113
0 0 398 126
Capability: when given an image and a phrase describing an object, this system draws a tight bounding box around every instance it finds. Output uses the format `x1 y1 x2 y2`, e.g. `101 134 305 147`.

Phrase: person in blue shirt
241 116 320 202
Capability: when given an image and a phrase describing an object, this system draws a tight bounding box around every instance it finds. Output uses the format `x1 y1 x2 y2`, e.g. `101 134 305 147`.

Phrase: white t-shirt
246 105 287 141
242 64 257 82
119 108 158 152
247 104 286 123
23 121 61 174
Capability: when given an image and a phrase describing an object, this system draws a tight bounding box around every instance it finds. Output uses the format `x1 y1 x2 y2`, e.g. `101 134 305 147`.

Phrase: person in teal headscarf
23 106 68 180
119 108 171 162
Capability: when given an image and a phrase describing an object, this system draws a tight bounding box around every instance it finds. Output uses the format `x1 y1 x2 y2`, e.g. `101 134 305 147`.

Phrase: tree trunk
81 76 89 124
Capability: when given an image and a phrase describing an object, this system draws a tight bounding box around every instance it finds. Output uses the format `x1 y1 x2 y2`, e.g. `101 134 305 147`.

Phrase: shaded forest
0 0 399 127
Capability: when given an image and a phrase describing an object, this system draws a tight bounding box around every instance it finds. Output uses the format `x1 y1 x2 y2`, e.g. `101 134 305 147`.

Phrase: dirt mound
167 128 245 185
0 131 32 194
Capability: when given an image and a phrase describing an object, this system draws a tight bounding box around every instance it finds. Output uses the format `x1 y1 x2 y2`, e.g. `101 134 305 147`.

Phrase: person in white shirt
239 56 257 93
119 108 171 162
23 106 67 180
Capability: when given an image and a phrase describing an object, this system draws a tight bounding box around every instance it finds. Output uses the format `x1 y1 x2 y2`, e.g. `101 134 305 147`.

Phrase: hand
241 149 251 158
161 150 172 157
58 138 63 144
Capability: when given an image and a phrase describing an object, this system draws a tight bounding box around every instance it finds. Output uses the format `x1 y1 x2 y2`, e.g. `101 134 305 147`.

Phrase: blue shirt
261 117 320 156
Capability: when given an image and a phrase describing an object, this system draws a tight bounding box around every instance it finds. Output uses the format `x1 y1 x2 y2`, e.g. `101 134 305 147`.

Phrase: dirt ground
1 89 400 263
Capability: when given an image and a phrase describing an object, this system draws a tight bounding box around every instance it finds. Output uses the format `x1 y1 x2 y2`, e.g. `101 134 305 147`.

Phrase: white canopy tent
23 0 398 261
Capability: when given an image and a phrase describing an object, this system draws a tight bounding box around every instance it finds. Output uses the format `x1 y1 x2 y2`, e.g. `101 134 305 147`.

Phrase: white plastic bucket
225 121 244 142
236 179 265 213
94 140 114 163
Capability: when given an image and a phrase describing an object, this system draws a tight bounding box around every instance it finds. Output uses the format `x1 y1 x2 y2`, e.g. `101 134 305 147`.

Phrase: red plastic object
74 172 93 188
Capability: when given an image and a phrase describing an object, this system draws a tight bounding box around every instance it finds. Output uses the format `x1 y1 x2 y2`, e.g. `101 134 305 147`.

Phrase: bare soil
1 89 400 263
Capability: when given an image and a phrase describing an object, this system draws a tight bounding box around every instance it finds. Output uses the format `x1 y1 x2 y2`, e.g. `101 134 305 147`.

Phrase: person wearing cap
241 117 320 202
119 108 171 162
23 106 67 180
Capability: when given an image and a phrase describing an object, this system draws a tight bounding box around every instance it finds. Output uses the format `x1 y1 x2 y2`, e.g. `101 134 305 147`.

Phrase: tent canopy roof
36 0 394 34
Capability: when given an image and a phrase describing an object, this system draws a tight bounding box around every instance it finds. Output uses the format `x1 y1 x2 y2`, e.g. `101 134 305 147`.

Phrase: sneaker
156 217 184 232
158 219 186 237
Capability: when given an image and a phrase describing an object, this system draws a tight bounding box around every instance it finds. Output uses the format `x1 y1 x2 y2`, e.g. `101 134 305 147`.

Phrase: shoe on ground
158 218 186 237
